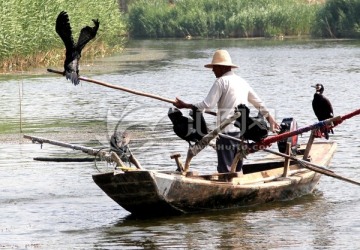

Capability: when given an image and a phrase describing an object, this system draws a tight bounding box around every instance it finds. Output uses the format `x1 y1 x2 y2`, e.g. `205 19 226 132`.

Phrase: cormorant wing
55 11 75 50
76 19 99 52
323 96 334 116
312 94 334 121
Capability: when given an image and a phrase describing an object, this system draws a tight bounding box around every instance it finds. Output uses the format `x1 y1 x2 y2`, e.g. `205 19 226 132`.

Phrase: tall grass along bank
127 0 320 38
311 0 360 38
0 0 127 73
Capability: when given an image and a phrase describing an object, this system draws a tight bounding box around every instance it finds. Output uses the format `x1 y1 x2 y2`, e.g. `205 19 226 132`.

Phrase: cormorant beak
311 85 321 91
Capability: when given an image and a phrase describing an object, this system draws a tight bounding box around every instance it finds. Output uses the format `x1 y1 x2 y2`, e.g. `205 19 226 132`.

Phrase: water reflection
98 194 338 249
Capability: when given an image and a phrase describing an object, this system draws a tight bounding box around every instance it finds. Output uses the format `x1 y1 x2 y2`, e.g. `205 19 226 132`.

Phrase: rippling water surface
1 38 360 249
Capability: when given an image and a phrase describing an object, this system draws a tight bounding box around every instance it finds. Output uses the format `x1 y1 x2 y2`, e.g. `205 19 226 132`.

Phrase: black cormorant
55 11 99 85
168 107 208 145
311 83 334 139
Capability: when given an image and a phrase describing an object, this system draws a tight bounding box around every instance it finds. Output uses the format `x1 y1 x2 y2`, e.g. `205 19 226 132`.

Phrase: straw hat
204 50 238 68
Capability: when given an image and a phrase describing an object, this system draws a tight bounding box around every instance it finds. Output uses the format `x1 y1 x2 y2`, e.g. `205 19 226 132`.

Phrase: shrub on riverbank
311 0 360 38
127 0 320 38
0 0 127 73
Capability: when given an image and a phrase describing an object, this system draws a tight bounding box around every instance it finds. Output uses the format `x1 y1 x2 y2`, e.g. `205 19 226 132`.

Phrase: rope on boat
94 148 112 172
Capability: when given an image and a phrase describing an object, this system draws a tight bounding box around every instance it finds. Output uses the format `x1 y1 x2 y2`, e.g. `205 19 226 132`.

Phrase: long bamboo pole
23 134 128 168
47 68 217 116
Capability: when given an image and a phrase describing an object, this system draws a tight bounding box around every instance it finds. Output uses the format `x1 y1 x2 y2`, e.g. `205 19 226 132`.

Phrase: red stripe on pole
259 108 360 147
341 108 360 121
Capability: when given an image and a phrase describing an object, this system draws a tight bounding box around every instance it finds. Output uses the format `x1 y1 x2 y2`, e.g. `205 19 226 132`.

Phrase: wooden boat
92 141 337 217
25 109 360 218
25 112 360 218
25 111 355 218
27 72 358 218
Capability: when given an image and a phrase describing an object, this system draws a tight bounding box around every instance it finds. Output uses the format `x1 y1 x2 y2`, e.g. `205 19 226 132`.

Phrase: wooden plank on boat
265 144 360 186
303 130 315 160
282 142 291 177
242 160 297 174
170 153 184 172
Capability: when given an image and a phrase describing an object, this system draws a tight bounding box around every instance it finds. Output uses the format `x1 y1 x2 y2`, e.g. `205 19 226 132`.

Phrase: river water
1 38 360 249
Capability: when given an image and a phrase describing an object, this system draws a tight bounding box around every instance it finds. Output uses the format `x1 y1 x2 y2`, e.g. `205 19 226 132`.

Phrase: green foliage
311 0 360 38
127 0 319 38
0 0 126 66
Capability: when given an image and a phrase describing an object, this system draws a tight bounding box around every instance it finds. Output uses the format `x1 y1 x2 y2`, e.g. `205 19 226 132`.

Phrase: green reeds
127 0 320 38
0 0 127 72
311 0 360 38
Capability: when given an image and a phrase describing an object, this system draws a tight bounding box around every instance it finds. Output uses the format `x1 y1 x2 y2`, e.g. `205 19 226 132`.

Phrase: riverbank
0 0 126 73
2 0 359 74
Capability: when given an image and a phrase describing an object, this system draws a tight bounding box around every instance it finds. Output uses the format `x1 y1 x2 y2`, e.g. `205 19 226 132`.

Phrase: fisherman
174 49 279 173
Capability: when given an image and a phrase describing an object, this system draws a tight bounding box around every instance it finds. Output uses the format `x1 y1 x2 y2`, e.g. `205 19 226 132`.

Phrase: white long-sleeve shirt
194 71 269 133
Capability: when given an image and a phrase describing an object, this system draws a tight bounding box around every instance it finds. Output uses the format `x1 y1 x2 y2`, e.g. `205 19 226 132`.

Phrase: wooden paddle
219 133 360 186
263 148 360 186
47 68 217 116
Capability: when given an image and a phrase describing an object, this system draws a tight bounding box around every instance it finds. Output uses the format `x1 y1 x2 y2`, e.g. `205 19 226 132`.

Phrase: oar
263 148 360 187
47 68 217 116
219 133 360 186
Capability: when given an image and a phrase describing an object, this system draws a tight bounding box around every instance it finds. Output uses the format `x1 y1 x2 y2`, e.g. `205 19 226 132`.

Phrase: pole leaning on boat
263 148 360 186
182 111 241 173
23 134 127 168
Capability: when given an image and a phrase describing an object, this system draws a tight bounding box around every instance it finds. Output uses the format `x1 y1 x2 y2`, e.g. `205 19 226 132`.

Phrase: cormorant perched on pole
311 83 334 139
55 11 99 85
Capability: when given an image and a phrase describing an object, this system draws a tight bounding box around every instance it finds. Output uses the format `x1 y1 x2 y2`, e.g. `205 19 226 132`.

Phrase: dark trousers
216 132 243 173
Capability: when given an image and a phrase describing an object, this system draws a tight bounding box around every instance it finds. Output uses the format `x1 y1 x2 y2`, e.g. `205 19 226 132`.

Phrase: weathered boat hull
92 142 337 217
92 171 184 216
92 170 321 216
